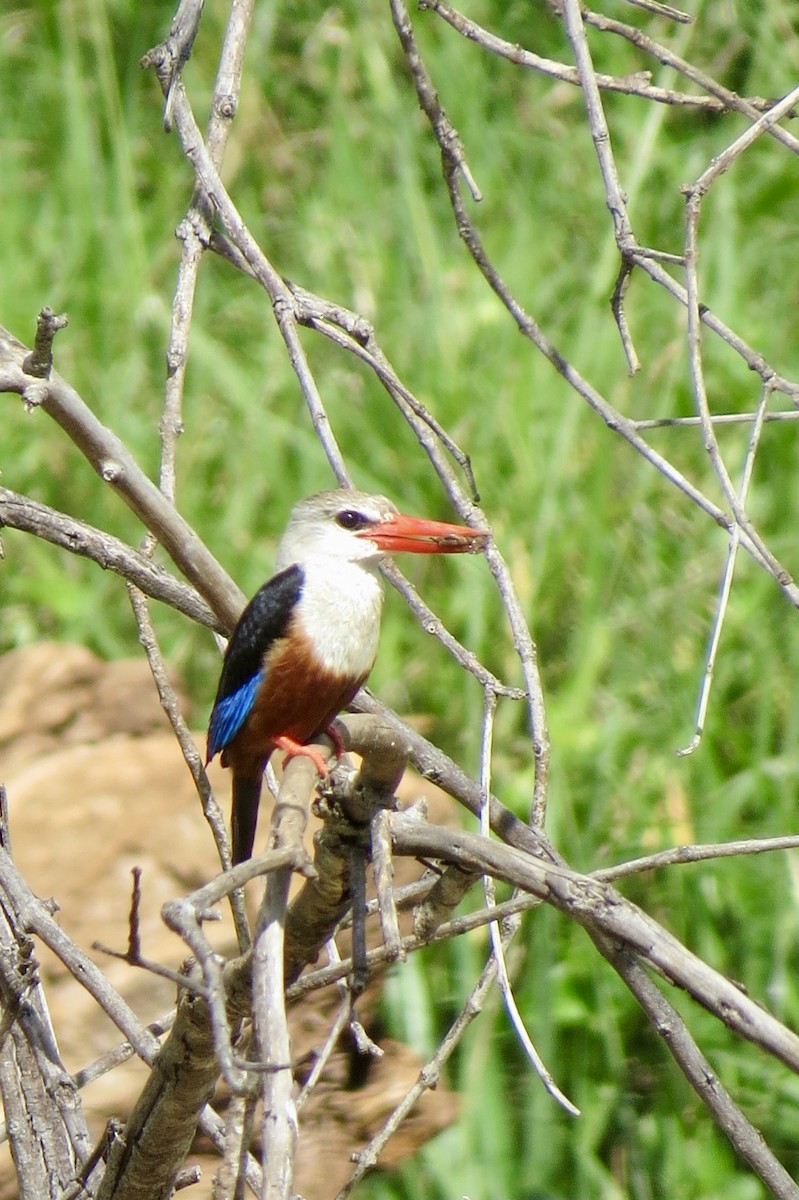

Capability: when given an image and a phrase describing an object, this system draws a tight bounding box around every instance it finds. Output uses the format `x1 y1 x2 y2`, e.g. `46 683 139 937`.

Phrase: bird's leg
272 735 330 777
325 721 348 761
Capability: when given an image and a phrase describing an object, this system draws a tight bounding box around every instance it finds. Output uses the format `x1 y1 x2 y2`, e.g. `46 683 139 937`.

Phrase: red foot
272 735 330 777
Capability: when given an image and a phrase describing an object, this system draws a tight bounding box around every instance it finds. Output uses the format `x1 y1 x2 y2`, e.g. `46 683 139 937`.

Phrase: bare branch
423 1 771 112
596 942 799 1200
388 814 799 1076
0 487 223 631
0 324 245 629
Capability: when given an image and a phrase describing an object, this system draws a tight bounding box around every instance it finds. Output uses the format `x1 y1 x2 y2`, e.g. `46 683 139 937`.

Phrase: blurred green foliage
4 0 799 1195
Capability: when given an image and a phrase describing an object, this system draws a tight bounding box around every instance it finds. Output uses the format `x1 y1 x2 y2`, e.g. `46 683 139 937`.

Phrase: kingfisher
206 489 487 863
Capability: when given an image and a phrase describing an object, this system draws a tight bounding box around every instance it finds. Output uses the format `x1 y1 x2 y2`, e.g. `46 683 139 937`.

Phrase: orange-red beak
359 511 488 555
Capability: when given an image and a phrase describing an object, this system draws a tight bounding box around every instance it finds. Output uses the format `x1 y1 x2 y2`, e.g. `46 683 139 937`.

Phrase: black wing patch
206 563 304 759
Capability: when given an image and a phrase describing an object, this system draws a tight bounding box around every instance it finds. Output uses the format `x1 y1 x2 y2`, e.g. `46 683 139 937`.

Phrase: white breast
295 557 384 678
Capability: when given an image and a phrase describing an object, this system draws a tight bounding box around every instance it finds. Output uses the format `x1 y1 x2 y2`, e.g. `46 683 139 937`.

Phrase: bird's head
275 489 488 570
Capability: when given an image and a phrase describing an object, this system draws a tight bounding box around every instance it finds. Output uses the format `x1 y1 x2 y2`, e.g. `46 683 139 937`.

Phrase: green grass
5 0 799 1194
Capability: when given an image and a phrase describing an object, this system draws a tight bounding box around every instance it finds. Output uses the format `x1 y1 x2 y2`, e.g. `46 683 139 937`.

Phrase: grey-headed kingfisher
206 489 487 863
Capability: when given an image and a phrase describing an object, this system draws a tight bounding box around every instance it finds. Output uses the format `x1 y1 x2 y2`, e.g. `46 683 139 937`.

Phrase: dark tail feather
231 769 264 864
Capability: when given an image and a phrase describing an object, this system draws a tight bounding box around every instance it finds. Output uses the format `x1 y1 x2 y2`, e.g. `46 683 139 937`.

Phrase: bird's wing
206 563 304 761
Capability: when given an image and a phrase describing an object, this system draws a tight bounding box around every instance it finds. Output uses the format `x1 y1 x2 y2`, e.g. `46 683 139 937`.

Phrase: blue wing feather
207 673 262 760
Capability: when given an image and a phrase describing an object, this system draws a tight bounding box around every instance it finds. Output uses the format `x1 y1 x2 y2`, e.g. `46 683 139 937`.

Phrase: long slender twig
677 385 771 755
477 688 579 1115
681 84 799 578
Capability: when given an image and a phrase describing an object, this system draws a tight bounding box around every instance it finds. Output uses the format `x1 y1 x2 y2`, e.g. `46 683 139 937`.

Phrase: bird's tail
231 768 265 864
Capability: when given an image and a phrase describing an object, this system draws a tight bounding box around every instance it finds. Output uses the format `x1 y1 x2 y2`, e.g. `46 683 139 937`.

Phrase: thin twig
423 1 748 110
677 384 771 755
126 583 251 950
634 410 799 430
585 9 799 157
335 941 504 1198
477 689 579 1116
388 0 552 821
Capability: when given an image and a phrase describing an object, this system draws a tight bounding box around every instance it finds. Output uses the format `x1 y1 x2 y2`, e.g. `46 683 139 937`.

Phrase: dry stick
399 9 799 615
253 869 297 1200
635 411 799 430
0 898 94 1187
196 1094 264 1197
388 0 552 824
560 0 643 346
157 0 205 130
378 558 515 693
682 83 799 570
477 688 579 1115
597 943 799 1200
677 385 770 756
294 983 352 1114
370 808 404 962
69 1013 176 1097
621 0 691 20
584 9 799 159
0 321 246 629
145 0 256 511
386 815 799 1076
610 258 641 375
251 755 317 1200
126 583 251 952
335 931 507 1199
0 487 222 631
422 0 748 112
211 1090 256 1200
596 833 799 882
20 305 67 378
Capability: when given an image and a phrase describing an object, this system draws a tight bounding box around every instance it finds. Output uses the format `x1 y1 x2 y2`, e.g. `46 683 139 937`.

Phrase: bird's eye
336 509 369 531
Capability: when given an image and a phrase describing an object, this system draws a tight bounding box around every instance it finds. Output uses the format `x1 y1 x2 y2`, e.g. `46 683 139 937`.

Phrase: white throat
295 555 384 678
